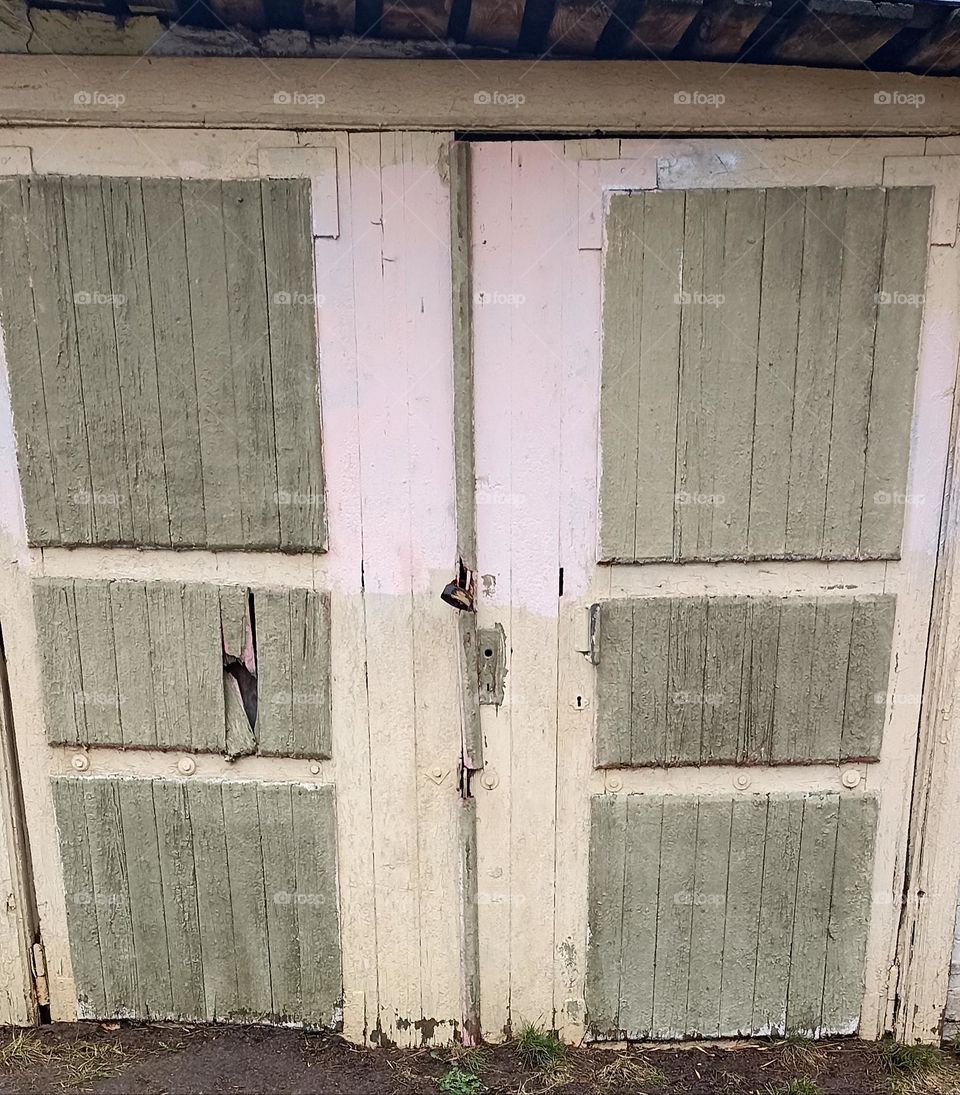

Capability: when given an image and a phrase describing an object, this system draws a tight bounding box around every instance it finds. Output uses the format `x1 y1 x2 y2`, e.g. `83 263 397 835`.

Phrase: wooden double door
0 131 954 1047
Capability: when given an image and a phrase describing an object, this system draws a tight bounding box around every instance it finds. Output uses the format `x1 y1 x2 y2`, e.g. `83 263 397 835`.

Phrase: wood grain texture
34 579 333 756
1 176 326 551
256 587 332 759
595 595 895 767
52 776 342 1024
599 186 932 563
585 792 877 1039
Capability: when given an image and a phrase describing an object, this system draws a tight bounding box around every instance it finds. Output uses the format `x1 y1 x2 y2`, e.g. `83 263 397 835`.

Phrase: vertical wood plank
60 177 133 543
719 797 767 1035
710 189 764 558
841 594 896 760
808 599 855 762
152 779 204 1019
51 777 106 1017
257 783 301 1022
0 177 59 542
821 794 878 1033
702 598 746 764
633 191 683 561
676 191 720 560
771 600 817 764
33 578 85 746
82 778 137 1017
665 598 706 764
31 176 94 544
617 795 663 1036
262 178 327 551
221 181 280 550
145 583 191 752
73 579 122 747
346 132 421 1043
630 599 671 766
182 180 242 550
181 583 226 755
290 589 332 759
255 588 293 757
787 793 840 1035
652 797 698 1037
753 794 803 1035
748 189 805 557
110 581 157 749
102 177 170 546
738 598 780 764
141 178 206 547
595 600 632 767
785 189 847 557
821 189 885 557
292 783 341 1026
187 780 239 1020
860 187 932 557
584 795 627 1036
117 778 173 1019
686 798 733 1037
221 780 273 1018
598 194 643 562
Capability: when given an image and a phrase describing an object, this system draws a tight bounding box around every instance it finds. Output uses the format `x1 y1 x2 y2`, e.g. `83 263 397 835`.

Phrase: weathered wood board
584 792 878 1039
33 578 332 757
595 594 895 767
598 186 932 563
52 776 342 1025
0 175 326 551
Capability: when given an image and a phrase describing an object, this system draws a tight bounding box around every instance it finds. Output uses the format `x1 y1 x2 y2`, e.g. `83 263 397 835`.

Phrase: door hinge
31 940 49 1008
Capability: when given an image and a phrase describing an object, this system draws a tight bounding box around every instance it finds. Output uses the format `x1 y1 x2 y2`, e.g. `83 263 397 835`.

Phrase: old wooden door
0 130 468 1045
468 139 960 1043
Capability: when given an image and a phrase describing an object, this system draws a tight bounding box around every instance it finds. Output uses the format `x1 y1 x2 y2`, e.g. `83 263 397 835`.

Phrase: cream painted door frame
468 137 960 1043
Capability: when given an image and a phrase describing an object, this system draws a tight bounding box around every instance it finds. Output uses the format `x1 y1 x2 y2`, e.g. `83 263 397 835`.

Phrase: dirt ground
0 1022 957 1095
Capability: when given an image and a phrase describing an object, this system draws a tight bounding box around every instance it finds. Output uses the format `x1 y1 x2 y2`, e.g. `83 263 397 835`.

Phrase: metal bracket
477 624 507 706
586 603 601 665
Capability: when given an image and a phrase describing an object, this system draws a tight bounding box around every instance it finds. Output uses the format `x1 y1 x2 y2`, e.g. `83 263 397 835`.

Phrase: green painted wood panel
599 186 932 563
52 776 342 1026
262 178 328 551
34 579 332 757
585 792 877 1039
256 588 333 760
595 594 895 767
0 176 326 552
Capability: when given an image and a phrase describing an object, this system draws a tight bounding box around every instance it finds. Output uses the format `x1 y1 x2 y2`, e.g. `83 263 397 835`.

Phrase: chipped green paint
595 594 895 767
52 776 342 1026
0 175 326 551
33 578 332 758
598 186 932 563
585 792 878 1040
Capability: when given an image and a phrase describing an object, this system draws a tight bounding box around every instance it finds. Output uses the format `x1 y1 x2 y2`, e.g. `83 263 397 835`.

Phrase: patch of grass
514 1023 566 1073
0 1031 49 1069
59 1041 127 1089
438 1066 485 1095
777 1033 826 1074
878 1039 960 1095
596 1055 668 1089
763 1080 822 1095
879 1039 947 1076
449 1044 489 1074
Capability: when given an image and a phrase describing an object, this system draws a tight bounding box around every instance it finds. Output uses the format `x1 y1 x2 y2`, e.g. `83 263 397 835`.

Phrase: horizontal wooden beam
0 56 956 132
